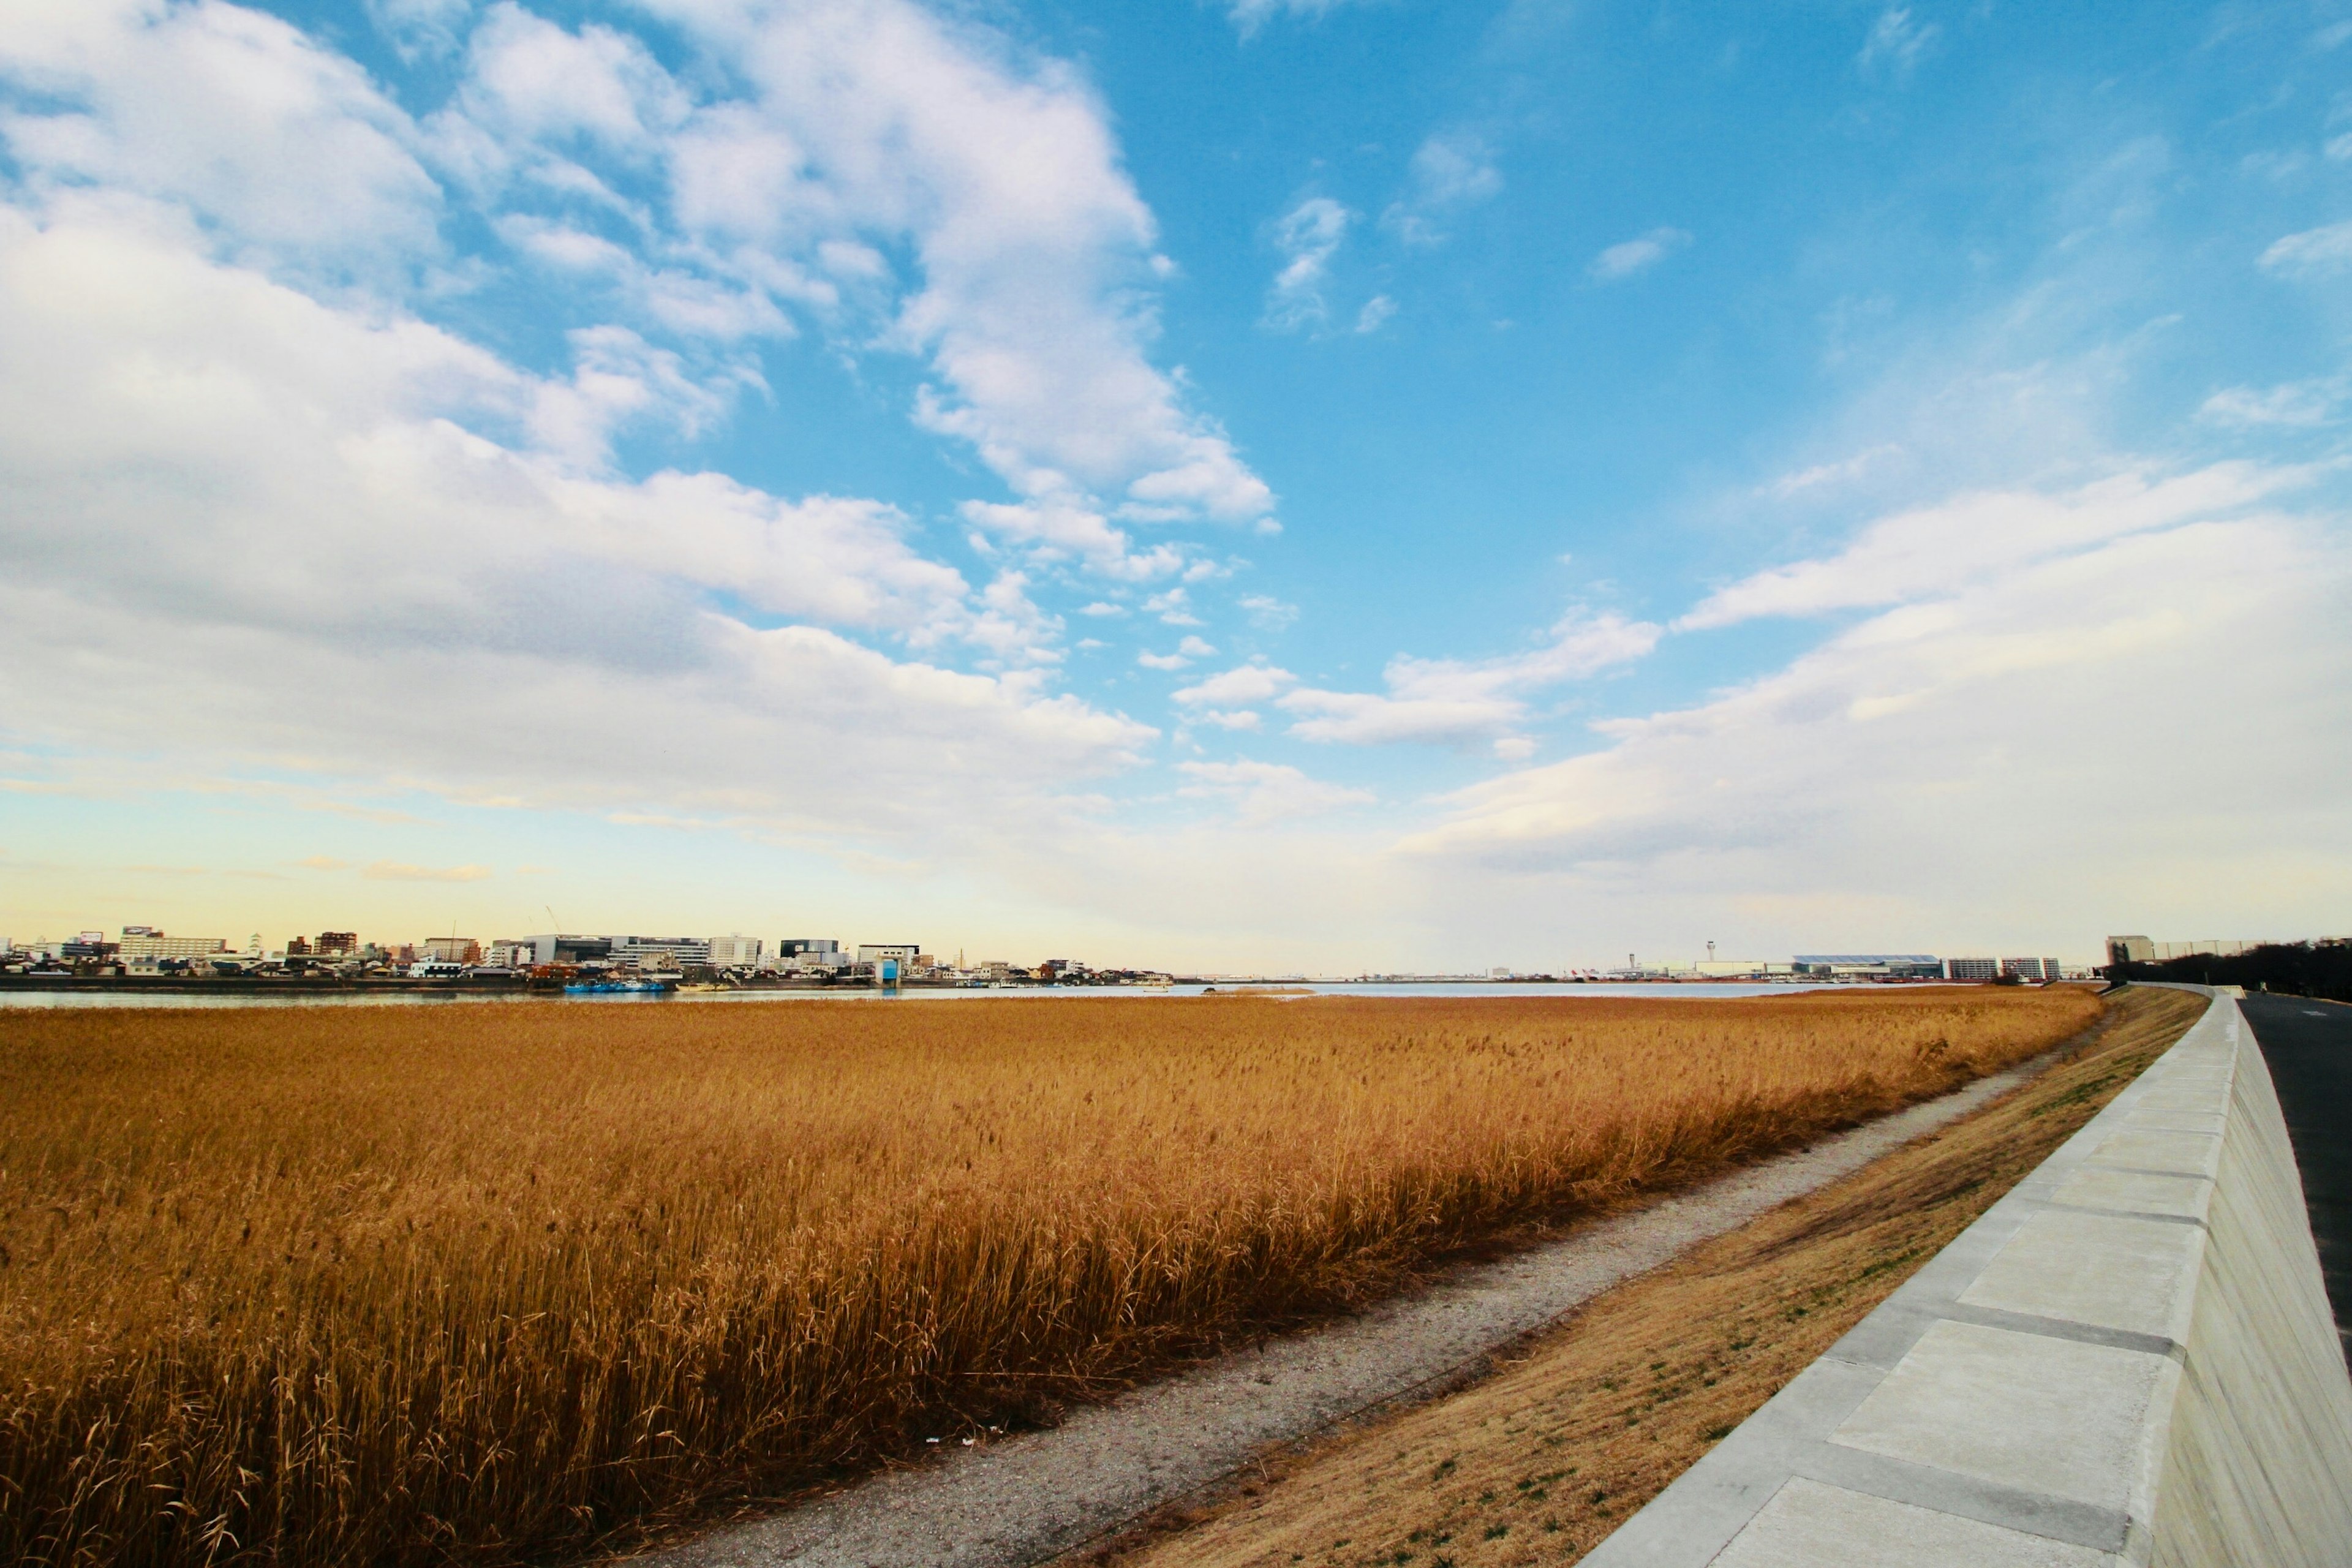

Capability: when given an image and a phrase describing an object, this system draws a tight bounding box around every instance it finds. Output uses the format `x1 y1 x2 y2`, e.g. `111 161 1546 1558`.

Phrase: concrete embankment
1583 989 2352 1567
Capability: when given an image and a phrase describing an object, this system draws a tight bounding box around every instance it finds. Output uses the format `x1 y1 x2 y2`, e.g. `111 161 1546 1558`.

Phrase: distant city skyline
2 1 2346 970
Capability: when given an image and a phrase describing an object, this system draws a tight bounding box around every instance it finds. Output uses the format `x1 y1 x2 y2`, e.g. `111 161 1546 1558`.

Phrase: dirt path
643 1051 2069 1568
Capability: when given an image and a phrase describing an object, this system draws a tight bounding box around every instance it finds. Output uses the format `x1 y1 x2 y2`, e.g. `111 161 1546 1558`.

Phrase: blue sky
2 0 2348 969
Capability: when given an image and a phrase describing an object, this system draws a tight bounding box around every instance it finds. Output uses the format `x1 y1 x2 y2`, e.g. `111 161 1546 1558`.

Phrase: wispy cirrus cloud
1264 195 1352 331
1383 130 1501 247
1225 0 1371 39
1858 7 1940 83
363 861 494 883
2259 219 2352 276
1677 464 2305 630
1588 227 1692 283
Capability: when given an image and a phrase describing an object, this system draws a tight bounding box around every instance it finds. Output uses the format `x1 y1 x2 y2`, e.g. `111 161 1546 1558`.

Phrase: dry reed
0 988 2102 1567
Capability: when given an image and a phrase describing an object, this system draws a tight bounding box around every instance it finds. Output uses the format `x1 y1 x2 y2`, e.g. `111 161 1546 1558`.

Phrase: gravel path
644 1052 2064 1568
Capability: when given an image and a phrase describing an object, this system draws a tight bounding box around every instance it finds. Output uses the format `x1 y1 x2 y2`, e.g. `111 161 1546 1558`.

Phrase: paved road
2241 993 2352 1357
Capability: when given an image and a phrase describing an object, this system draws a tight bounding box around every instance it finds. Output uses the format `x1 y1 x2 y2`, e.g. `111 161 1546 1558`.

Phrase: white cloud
364 860 494 882
456 3 685 153
1239 593 1300 631
638 0 1275 530
1278 612 1660 747
1355 293 1397 334
1382 130 1501 247
1140 635 1216 672
1194 709 1262 731
1178 761 1374 825
1765 443 1903 498
1174 664 1298 707
1678 464 2302 630
21 0 1283 573
2259 220 2352 276
0 0 443 271
1858 7 1940 82
959 497 1185 581
1264 195 1351 332
2198 377 2346 428
367 0 475 61
1409 492 2352 949
1145 586 1205 625
1225 0 1368 39
1588 226 1692 284
0 192 1150 838
1139 650 1191 671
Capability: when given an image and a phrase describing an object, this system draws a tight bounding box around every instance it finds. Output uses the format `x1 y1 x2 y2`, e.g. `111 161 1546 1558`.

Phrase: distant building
709 933 766 968
522 934 614 966
610 936 710 969
1694 959 1769 978
2000 957 2052 981
777 939 842 971
117 932 230 960
2108 936 2271 965
1792 954 1942 979
1945 957 1999 981
315 931 358 956
484 940 537 968
422 936 481 965
858 943 921 966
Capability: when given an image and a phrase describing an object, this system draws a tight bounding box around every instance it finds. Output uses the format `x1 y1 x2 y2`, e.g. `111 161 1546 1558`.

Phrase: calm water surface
0 980 1880 1010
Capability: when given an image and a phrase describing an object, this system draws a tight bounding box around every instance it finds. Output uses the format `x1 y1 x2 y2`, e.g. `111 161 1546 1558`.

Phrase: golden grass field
0 987 2104 1567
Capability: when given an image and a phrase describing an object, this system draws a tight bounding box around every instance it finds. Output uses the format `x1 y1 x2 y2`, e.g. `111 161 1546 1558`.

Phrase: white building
709 933 766 968
611 936 711 969
117 932 229 960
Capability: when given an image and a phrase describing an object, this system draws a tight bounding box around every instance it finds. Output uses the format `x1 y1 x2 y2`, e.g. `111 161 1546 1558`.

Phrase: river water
0 979 1882 1010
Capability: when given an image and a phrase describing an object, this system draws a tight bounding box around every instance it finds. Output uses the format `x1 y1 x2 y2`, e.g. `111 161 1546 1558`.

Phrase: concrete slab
2047 1167 2212 1224
2083 1129 2222 1180
2117 1110 2228 1135
1827 1321 2173 1513
1958 1211 2204 1341
1709 1478 2117 1568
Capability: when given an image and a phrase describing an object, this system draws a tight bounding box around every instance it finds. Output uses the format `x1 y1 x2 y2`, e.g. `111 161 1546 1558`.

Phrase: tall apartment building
422 936 481 965
709 933 766 968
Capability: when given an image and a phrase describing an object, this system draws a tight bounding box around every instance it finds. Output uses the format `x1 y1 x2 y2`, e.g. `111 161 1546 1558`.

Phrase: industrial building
2106 935 2273 966
1791 954 1944 980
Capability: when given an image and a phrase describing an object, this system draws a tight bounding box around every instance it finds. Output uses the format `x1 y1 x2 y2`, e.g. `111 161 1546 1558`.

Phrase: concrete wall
1580 990 2352 1567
